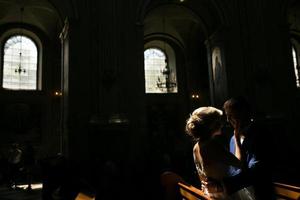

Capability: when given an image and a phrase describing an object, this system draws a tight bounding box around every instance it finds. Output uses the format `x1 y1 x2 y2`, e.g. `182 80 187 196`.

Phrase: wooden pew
160 171 211 200
178 182 211 200
75 192 96 200
178 181 300 200
273 182 300 200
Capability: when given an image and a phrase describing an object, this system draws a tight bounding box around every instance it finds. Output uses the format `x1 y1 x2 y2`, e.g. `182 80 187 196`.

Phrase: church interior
0 0 300 199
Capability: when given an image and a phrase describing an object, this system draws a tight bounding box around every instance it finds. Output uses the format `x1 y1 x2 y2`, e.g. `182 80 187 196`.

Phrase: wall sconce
54 91 62 97
191 94 200 100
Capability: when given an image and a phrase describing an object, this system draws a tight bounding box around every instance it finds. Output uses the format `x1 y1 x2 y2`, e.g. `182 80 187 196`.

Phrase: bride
185 106 255 200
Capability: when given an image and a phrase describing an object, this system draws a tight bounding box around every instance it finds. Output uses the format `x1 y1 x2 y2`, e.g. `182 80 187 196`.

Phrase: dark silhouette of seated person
205 97 275 199
95 160 121 200
7 143 23 189
23 143 36 190
185 106 254 199
41 154 79 200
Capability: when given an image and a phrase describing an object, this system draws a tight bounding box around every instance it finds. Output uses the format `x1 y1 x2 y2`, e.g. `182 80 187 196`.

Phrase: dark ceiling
0 0 62 38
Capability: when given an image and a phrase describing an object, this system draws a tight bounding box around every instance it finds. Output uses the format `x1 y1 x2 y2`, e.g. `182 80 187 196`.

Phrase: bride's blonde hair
185 107 223 141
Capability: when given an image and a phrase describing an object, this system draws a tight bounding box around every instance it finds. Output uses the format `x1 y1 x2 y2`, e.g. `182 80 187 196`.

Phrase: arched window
292 46 300 88
2 35 38 90
144 46 177 93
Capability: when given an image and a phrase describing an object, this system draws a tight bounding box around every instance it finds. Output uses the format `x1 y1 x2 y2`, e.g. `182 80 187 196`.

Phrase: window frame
144 40 178 94
0 28 43 91
291 42 300 89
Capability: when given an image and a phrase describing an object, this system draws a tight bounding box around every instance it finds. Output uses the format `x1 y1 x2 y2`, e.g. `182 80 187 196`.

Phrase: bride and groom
185 97 275 199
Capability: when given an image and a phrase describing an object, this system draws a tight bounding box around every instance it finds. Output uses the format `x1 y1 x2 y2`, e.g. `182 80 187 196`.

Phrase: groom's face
225 110 238 129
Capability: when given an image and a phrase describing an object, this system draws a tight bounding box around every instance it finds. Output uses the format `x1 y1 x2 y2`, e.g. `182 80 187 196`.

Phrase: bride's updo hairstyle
185 106 223 142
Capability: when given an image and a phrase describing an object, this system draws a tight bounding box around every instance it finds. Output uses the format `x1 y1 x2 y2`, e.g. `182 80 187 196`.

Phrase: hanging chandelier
156 58 177 91
156 13 177 92
15 7 26 74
